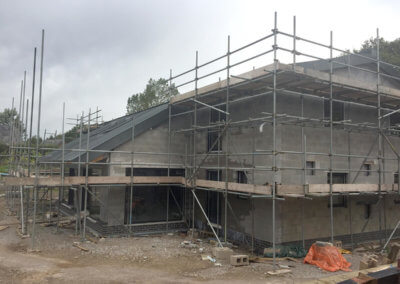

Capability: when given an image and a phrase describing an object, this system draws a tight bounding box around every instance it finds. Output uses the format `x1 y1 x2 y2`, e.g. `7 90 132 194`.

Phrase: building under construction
3 13 400 261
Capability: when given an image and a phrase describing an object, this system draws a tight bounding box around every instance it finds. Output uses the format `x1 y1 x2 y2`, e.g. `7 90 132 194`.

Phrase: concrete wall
100 68 400 244
109 120 188 174
100 120 188 226
99 186 125 226
180 84 400 244
279 194 400 243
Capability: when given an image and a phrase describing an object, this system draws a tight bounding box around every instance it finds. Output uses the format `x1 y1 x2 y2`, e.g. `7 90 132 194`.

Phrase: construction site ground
0 197 367 283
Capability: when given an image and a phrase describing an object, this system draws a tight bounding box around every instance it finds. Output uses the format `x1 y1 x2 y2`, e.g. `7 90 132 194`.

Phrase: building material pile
304 241 352 272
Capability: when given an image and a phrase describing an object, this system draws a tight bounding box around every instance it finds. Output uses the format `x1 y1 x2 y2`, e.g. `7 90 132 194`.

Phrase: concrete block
388 243 400 262
212 247 234 262
230 255 249 266
333 240 342 249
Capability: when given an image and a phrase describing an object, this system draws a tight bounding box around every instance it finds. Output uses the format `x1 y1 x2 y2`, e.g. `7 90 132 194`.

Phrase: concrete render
93 60 400 245
92 86 400 245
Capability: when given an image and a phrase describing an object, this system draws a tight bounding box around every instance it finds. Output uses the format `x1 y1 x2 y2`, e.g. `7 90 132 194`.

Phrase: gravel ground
0 196 368 283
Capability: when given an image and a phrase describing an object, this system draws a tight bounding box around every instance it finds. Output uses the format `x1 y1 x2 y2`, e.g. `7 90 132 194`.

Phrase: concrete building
37 50 400 252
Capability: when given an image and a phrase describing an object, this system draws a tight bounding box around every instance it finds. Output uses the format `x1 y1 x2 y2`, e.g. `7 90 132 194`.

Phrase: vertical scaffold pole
32 29 45 250
167 69 172 232
377 28 383 245
18 72 26 178
82 108 91 241
57 103 65 231
8 97 15 213
293 15 296 70
192 51 198 237
8 97 15 177
329 30 334 244
129 115 134 233
28 48 37 178
76 111 83 235
224 35 230 243
24 98 29 233
272 11 278 268
16 80 23 179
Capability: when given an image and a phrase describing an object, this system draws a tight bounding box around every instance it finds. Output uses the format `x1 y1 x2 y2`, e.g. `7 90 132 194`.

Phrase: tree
126 78 179 114
0 108 20 127
355 37 400 66
54 124 80 143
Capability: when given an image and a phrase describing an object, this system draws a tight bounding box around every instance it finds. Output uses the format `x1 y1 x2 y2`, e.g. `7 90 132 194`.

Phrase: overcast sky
1 0 399 137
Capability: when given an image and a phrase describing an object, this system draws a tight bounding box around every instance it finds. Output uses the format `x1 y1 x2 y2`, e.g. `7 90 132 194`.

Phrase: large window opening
390 113 400 134
237 171 248 184
125 167 185 177
208 105 225 152
324 100 345 126
207 169 222 181
207 130 222 152
124 186 183 224
363 164 371 176
205 169 221 226
210 105 226 123
327 172 348 184
306 161 316 176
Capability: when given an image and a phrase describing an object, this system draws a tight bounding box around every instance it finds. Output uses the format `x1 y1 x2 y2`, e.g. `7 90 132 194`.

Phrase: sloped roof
298 52 400 88
41 103 168 163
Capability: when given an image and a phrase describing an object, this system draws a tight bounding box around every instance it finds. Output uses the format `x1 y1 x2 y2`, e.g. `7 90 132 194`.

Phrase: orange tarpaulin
304 243 352 272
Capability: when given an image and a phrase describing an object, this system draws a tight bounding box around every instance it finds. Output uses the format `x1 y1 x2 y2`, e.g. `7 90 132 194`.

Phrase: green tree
0 107 20 127
355 37 400 66
126 78 179 114
54 124 80 143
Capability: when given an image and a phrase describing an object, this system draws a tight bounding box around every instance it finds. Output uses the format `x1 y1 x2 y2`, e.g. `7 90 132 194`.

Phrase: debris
73 242 89 252
214 262 222 267
99 237 106 242
187 228 199 238
0 225 9 231
267 269 291 275
207 256 216 263
340 248 352 254
16 227 29 239
87 236 98 244
27 249 41 253
220 242 233 248
180 240 197 249
201 255 209 260
304 242 351 272
359 254 390 269
278 264 291 269
199 247 204 253
212 247 234 262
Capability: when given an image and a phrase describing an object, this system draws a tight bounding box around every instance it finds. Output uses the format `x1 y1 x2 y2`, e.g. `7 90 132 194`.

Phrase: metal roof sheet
41 103 169 163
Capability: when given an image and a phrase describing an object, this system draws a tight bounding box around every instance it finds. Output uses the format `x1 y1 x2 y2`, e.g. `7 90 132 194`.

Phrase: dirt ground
0 197 362 283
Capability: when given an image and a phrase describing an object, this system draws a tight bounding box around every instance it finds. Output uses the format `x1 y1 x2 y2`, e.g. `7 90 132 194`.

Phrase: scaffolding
2 12 400 268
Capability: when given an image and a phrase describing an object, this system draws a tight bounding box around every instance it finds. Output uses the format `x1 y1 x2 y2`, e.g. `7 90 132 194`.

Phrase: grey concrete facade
90 61 400 247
